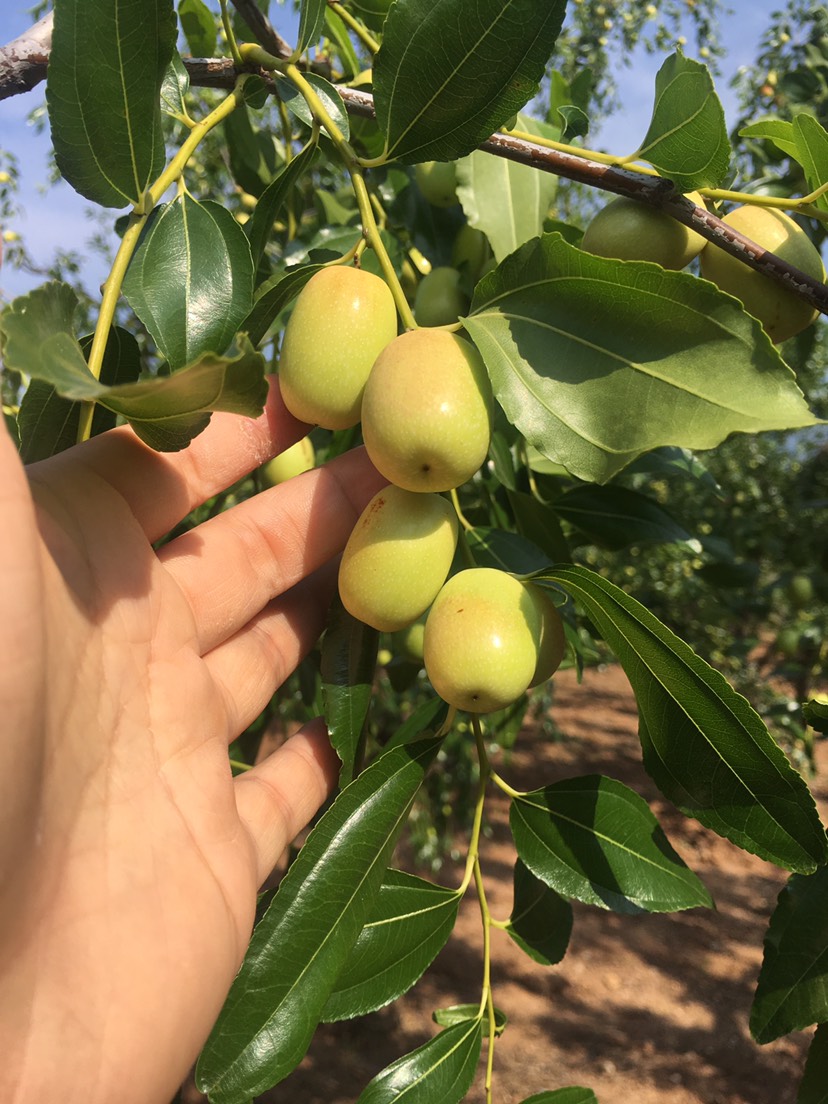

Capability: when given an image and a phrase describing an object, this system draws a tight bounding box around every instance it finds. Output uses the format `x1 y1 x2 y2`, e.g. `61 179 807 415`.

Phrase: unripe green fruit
699 205 824 343
413 267 470 327
451 225 490 282
361 329 493 493
260 436 315 486
424 569 545 713
581 192 708 269
393 620 425 662
415 161 458 207
787 574 814 610
527 585 567 687
279 266 397 429
338 485 459 632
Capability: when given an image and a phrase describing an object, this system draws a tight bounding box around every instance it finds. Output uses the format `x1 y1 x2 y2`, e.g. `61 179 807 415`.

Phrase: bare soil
188 664 828 1104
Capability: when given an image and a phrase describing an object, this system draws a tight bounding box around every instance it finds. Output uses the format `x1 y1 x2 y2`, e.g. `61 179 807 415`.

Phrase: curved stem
329 2 380 54
450 487 474 532
471 717 497 1104
455 715 491 896
489 768 525 800
219 0 244 68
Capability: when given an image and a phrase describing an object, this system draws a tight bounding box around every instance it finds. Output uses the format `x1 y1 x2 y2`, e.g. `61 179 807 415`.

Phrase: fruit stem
456 717 491 896
489 768 525 800
472 716 497 1104
77 77 251 443
219 0 244 68
450 487 474 532
507 127 660 179
229 758 253 772
329 2 381 54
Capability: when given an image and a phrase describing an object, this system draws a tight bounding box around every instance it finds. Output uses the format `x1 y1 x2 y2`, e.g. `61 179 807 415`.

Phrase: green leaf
322 870 460 1021
196 737 442 1102
160 52 191 119
751 868 828 1044
383 695 449 753
247 138 317 270
223 99 280 197
242 262 327 347
506 489 571 563
18 327 142 462
739 119 798 159
46 0 176 207
792 113 828 213
540 565 828 873
506 859 573 965
464 233 820 484
123 196 254 370
467 527 551 575
373 0 567 162
321 598 379 786
456 113 559 263
0 283 266 451
553 484 699 551
803 698 828 736
296 0 328 56
798 1024 828 1104
277 73 351 142
632 50 730 190
521 1091 599 1104
355 1019 483 1104
510 775 712 914
178 0 217 57
324 6 360 80
433 1004 507 1035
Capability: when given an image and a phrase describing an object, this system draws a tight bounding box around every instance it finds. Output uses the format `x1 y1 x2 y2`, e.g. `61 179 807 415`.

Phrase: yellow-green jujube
260 436 315 486
699 205 824 343
423 568 546 713
451 224 490 282
527 584 567 687
581 192 708 269
338 485 459 633
361 329 493 493
413 267 470 327
278 266 397 430
415 161 458 207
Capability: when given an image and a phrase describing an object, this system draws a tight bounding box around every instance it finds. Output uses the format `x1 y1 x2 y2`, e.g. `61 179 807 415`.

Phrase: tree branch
0 12 52 102
1 20 826 320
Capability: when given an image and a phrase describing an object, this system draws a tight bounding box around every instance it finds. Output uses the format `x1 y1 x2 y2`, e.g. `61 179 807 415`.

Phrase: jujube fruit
361 329 493 493
260 436 315 485
699 205 824 343
415 161 458 208
413 267 470 327
423 568 553 713
278 266 397 430
581 192 708 269
338 485 459 632
527 584 567 686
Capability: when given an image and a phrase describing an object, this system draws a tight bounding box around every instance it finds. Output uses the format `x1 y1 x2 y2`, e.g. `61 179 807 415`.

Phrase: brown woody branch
1 21 826 319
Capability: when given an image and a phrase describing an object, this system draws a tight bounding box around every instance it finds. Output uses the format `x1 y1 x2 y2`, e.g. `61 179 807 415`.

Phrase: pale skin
0 382 387 1104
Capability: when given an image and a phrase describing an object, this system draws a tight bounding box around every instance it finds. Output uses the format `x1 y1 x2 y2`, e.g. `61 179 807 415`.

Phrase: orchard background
1 1 828 1103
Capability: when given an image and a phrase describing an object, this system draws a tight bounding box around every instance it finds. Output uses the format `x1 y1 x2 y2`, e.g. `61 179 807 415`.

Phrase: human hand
0 383 386 1104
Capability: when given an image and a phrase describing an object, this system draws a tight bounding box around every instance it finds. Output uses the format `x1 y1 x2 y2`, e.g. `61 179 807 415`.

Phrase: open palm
0 386 385 1104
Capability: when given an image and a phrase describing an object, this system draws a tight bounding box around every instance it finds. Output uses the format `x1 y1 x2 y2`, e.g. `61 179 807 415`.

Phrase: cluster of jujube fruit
278 264 566 713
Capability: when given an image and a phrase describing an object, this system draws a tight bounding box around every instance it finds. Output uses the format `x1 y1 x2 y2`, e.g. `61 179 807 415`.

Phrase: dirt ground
187 664 828 1104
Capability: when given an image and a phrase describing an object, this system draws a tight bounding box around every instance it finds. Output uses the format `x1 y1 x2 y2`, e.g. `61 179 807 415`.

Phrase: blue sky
0 1 782 302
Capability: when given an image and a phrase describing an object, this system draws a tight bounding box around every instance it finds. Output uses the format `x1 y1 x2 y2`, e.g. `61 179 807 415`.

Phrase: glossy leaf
632 50 730 190
160 53 191 119
739 119 798 159
178 0 217 57
506 859 573 966
507 489 571 563
224 99 280 197
46 0 176 207
456 114 559 263
321 598 379 786
196 737 441 1102
322 870 460 1021
465 233 820 484
373 0 567 162
521 1091 598 1104
510 775 712 914
433 1004 508 1035
18 327 141 462
247 138 318 271
277 74 350 142
324 6 360 80
751 868 828 1044
356 1019 483 1104
123 195 254 370
467 527 551 575
295 0 328 57
539 565 828 873
792 113 828 213
553 484 698 551
383 695 449 753
798 1024 828 1104
242 263 327 347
